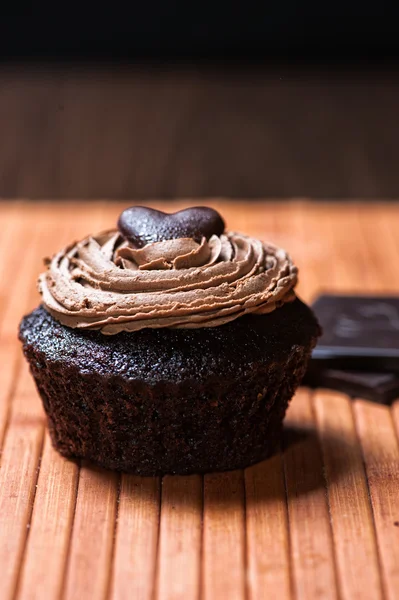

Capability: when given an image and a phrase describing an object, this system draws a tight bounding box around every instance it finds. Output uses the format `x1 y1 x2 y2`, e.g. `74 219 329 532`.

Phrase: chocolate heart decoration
118 206 225 248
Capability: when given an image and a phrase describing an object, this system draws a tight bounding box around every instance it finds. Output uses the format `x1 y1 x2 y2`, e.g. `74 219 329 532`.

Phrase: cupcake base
19 300 320 475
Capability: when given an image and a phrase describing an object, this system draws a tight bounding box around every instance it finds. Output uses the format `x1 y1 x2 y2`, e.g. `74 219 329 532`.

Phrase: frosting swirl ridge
39 231 298 334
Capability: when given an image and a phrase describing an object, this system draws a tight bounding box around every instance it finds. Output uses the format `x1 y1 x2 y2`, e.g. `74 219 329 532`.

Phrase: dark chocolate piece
118 206 225 248
310 294 399 373
303 365 399 404
19 299 320 475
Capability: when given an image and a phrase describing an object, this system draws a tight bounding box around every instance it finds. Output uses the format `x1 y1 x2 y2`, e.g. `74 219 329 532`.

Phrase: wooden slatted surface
1 199 399 600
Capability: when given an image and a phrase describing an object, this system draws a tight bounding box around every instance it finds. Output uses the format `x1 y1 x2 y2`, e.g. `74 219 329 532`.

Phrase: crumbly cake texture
19 299 320 475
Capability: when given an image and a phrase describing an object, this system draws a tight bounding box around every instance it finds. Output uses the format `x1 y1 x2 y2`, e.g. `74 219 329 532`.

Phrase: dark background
1 5 399 200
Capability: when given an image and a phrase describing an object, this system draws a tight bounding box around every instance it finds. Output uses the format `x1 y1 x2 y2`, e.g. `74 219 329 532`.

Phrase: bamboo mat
1 199 399 600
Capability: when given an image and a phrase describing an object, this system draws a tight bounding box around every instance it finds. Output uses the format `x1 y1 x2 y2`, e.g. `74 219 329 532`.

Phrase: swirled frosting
38 231 298 334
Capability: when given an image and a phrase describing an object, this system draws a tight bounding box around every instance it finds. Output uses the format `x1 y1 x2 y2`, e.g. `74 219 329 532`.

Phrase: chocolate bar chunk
310 294 399 373
302 365 399 404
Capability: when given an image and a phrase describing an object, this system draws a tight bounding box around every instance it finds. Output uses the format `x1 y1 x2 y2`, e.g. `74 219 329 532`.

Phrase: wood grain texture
110 476 160 600
203 471 246 600
0 200 399 600
354 401 399 600
17 432 79 600
245 455 291 600
156 476 202 600
284 389 338 600
63 464 119 600
314 391 383 600
0 359 45 600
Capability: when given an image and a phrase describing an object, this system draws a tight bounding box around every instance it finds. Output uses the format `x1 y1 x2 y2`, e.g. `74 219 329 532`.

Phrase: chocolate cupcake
19 206 320 475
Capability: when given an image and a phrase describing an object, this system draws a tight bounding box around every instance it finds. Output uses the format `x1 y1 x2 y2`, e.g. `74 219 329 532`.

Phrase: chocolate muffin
19 206 320 475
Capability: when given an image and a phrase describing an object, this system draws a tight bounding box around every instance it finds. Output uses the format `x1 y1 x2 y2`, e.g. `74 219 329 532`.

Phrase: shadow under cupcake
19 206 320 475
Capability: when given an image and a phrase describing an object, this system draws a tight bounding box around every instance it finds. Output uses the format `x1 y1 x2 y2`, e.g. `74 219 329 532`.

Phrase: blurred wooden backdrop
1 63 398 199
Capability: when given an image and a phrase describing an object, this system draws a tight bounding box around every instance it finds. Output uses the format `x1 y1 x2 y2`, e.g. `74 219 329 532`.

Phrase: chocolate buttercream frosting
39 230 298 335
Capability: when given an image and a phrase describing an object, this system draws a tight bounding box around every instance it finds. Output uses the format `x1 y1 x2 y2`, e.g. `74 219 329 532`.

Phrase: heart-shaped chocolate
118 206 225 248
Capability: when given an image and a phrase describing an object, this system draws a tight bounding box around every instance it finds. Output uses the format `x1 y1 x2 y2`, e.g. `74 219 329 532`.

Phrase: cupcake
19 206 320 475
